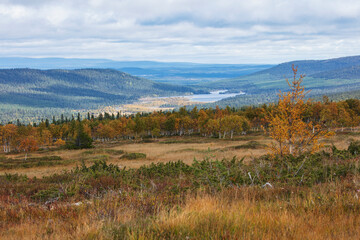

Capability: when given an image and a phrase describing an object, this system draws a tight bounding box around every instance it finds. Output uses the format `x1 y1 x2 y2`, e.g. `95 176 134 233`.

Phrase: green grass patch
0 155 73 169
232 141 267 149
82 149 125 155
120 152 146 160
170 147 220 154
159 137 214 144
159 139 201 144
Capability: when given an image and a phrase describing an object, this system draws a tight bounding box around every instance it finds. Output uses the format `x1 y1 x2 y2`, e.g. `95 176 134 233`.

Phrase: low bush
348 140 360 155
2 142 360 239
1 141 360 203
31 187 62 201
4 173 28 182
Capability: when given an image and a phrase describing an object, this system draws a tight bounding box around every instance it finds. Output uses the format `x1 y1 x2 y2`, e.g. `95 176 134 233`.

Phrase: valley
2 58 360 239
120 90 244 113
3 1 360 239
2 55 360 124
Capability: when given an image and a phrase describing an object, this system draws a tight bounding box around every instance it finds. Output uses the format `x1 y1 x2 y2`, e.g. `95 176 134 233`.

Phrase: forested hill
254 55 360 78
202 55 360 93
199 55 360 108
310 65 360 80
0 68 198 109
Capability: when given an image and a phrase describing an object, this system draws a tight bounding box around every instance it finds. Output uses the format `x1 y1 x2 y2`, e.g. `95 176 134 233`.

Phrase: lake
183 90 245 103
149 90 244 103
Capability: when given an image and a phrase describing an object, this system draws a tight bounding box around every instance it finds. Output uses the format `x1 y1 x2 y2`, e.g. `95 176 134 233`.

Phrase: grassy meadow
1 131 360 239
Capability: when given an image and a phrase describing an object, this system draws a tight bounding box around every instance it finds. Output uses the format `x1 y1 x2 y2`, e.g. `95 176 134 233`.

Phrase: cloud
0 0 359 63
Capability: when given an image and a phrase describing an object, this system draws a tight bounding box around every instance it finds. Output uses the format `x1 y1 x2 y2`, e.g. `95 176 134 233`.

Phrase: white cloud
0 0 359 63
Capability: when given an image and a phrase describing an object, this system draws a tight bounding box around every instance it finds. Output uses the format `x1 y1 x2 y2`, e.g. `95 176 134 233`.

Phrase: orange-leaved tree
266 65 333 157
19 136 39 161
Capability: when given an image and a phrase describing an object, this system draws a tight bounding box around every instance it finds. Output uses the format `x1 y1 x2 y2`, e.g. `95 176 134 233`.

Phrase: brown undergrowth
1 142 360 239
1 184 360 240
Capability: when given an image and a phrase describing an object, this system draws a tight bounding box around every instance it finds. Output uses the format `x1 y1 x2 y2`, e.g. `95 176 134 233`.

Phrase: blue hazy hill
0 57 273 85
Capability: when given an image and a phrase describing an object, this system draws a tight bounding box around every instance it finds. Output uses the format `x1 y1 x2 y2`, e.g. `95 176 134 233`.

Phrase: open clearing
1 130 358 177
2 131 360 239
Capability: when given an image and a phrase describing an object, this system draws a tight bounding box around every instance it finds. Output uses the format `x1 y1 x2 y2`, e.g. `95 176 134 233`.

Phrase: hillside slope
0 68 197 109
198 55 360 108
203 55 360 93
255 55 360 77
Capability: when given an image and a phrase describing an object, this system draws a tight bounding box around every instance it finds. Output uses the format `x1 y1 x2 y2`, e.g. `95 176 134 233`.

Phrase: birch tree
266 65 333 157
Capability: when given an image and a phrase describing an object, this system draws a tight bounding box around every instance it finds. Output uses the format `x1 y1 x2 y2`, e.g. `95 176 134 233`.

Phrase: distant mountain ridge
0 57 273 85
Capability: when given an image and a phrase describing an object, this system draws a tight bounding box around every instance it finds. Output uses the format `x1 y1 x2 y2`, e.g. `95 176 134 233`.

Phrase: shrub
5 173 28 182
2 141 360 204
348 140 360 155
31 187 61 201
75 160 121 177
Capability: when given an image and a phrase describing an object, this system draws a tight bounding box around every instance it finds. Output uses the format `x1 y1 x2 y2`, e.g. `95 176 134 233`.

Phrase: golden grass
146 192 360 240
2 185 360 240
122 96 201 113
0 135 271 177
3 130 360 239
2 132 359 178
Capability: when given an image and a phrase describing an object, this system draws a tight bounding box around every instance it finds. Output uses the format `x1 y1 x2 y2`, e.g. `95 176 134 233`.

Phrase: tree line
1 96 360 153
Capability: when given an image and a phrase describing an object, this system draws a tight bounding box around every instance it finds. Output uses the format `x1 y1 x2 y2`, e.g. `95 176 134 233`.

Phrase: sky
0 0 360 64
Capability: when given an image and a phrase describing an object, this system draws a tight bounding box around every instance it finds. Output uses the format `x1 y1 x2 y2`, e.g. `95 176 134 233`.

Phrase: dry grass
2 185 360 240
0 135 271 177
2 132 359 178
141 189 360 240
122 96 201 113
2 135 360 239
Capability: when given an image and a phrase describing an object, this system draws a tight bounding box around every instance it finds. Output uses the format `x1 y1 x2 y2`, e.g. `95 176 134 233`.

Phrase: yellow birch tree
266 65 333 157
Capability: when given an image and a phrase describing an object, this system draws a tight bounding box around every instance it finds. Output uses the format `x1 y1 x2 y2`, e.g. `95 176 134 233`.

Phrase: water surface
184 90 244 103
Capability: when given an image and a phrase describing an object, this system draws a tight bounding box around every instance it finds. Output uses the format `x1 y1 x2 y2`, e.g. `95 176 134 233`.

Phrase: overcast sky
0 0 359 64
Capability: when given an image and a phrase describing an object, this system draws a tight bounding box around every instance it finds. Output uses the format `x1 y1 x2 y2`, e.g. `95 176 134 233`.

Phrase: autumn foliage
1 82 360 154
266 65 333 157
